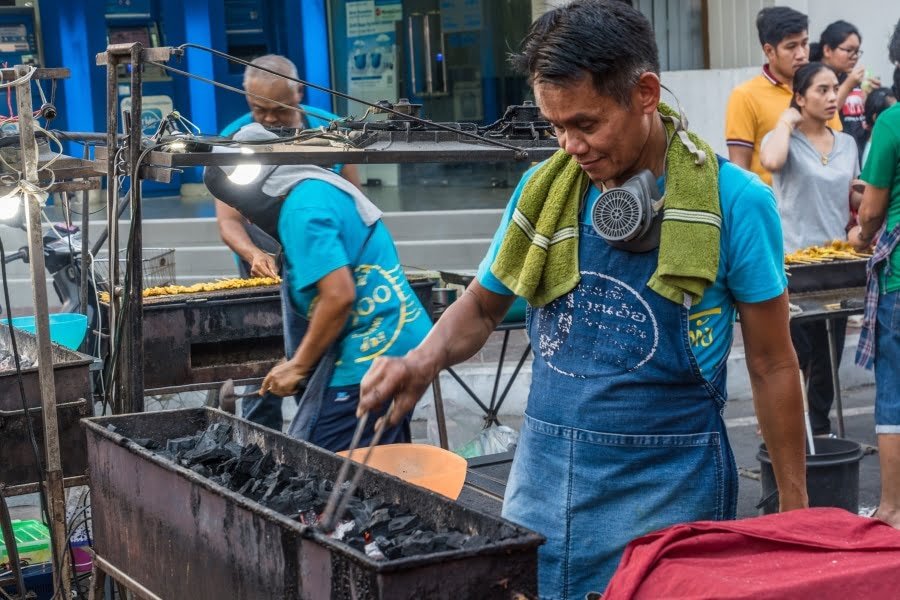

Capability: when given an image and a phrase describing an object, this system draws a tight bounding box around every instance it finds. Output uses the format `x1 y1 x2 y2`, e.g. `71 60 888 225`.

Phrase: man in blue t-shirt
356 2 808 596
206 157 431 452
215 54 361 279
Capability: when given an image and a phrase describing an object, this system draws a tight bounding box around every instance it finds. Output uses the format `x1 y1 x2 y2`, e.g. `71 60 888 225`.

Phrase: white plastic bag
456 425 519 458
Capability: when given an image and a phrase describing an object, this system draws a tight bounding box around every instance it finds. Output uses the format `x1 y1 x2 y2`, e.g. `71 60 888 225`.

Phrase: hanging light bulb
227 148 262 185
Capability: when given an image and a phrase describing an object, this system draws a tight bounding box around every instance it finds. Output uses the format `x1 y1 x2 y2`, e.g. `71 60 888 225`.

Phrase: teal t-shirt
219 104 345 271
860 102 900 293
278 180 432 387
477 160 787 377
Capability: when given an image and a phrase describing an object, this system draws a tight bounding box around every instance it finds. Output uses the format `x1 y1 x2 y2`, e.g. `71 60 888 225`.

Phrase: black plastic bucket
408 277 437 320
757 437 864 514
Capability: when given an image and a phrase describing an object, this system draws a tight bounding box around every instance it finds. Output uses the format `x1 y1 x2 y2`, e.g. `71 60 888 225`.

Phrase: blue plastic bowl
7 313 88 350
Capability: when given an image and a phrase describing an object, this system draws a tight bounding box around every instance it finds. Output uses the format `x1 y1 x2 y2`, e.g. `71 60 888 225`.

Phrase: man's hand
261 359 307 397
249 250 279 278
358 353 434 428
849 225 873 252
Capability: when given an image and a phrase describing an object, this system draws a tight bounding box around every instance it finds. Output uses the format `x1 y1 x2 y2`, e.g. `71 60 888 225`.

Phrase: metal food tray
786 259 868 294
101 285 284 392
83 408 542 600
0 324 93 493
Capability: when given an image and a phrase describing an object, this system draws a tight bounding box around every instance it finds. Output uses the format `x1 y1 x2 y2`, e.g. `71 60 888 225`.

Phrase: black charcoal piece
400 530 436 557
187 447 234 465
374 536 402 560
190 464 211 478
143 428 488 560
132 438 159 450
444 531 467 549
366 508 392 537
249 451 276 479
388 514 420 536
166 436 197 454
224 441 243 458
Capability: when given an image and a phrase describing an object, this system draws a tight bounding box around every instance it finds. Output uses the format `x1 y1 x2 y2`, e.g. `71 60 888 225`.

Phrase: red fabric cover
603 508 900 599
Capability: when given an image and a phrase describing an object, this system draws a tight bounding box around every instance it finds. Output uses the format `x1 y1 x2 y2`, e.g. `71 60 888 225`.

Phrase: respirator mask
588 98 705 253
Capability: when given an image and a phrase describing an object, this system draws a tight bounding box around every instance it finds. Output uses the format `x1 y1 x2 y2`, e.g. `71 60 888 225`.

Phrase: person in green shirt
850 93 900 529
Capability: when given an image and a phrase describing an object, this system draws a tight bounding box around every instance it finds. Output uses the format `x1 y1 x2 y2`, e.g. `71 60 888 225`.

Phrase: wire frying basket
93 248 176 292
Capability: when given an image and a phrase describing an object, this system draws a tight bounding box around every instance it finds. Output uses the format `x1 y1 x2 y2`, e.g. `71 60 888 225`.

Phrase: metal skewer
319 403 395 532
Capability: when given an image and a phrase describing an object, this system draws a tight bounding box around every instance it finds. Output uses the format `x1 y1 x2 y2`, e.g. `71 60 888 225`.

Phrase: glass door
328 0 535 211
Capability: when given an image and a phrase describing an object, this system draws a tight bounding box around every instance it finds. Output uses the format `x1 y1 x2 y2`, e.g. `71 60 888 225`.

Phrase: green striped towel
490 102 720 307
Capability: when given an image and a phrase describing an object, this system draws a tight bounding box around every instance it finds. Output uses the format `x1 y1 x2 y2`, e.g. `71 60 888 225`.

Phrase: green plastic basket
0 520 51 566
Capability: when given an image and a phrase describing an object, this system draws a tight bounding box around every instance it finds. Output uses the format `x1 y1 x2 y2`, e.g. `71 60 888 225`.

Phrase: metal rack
90 42 558 417
0 65 103 600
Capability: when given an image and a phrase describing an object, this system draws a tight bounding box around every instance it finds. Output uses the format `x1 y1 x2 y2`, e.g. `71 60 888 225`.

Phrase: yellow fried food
98 276 280 303
785 241 872 265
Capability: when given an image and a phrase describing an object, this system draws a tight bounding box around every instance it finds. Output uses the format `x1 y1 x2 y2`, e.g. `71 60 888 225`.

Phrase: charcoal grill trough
0 323 93 493
83 407 543 600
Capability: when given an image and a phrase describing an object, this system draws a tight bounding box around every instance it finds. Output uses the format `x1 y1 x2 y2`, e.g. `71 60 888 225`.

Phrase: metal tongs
318 402 395 532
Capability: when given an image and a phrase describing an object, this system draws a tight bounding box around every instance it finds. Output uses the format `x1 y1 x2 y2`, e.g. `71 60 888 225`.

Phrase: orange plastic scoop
336 443 467 500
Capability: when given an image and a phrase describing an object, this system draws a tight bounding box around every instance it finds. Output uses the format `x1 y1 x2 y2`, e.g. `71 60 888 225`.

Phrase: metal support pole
826 318 845 438
119 43 145 413
431 378 449 450
105 51 120 413
79 144 90 342
14 63 73 598
90 553 164 600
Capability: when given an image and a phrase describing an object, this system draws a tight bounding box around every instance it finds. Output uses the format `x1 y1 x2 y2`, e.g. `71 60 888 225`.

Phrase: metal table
788 287 866 438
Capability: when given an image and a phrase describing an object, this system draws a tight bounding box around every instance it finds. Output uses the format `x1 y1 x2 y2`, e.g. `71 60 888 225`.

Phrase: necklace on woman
820 154 829 166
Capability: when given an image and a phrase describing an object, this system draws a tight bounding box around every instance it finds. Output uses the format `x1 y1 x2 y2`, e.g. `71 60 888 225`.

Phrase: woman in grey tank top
759 61 862 438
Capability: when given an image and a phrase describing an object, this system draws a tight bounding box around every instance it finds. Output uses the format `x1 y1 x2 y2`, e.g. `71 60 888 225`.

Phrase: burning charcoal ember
364 542 386 560
166 436 197 454
330 520 358 541
388 514 420 536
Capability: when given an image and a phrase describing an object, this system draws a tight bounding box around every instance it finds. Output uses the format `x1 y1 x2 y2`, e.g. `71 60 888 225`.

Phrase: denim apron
502 221 737 599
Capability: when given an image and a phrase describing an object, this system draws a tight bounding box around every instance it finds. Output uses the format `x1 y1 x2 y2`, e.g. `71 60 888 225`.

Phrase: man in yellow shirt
726 7 842 185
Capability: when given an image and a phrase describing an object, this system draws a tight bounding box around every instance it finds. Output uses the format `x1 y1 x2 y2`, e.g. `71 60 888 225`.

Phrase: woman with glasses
811 20 882 160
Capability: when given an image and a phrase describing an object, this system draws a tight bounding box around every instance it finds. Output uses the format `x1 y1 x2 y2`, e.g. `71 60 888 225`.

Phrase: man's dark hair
756 6 808 48
864 87 896 128
509 0 659 106
889 19 900 64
